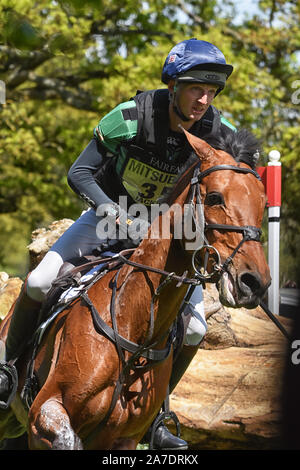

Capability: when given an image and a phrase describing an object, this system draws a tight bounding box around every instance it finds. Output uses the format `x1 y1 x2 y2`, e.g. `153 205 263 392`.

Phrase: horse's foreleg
28 398 83 450
112 438 137 450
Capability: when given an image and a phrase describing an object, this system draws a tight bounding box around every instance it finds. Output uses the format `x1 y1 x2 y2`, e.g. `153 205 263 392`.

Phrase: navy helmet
161 38 233 92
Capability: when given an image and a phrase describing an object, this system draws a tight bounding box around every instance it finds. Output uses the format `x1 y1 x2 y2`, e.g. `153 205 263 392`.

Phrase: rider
0 38 235 449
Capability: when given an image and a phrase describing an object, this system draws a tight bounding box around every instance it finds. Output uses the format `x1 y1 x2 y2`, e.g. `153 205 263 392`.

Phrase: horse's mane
160 128 261 206
205 128 262 170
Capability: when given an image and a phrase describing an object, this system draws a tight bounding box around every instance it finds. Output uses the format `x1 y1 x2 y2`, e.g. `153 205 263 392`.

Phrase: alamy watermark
291 340 300 365
291 80 300 105
0 80 5 104
95 196 207 250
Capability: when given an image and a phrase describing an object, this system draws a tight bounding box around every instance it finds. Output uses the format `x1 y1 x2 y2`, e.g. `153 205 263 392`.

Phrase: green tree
0 0 299 284
0 0 178 274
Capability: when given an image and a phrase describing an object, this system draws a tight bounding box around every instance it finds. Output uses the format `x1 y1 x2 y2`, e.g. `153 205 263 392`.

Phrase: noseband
189 164 262 282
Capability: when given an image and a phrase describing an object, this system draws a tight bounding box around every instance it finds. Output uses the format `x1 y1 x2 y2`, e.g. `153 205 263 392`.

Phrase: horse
0 128 271 450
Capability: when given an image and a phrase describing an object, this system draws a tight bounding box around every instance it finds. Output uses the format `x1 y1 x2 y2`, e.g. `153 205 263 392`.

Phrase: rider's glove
104 204 150 248
117 208 150 247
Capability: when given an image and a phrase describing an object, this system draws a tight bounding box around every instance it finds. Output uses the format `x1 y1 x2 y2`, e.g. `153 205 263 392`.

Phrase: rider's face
169 81 218 123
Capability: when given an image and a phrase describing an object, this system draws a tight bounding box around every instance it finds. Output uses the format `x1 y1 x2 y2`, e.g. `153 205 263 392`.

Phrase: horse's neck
135 184 191 274
128 236 189 344
127 186 192 341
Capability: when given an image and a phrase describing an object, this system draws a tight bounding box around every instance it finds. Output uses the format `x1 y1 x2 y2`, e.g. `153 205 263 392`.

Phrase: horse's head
180 128 271 309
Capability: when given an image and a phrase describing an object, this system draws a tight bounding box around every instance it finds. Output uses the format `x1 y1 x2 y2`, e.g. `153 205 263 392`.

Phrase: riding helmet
161 38 233 92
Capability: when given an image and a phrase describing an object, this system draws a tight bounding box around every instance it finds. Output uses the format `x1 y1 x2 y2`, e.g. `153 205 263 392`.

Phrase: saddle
42 254 118 317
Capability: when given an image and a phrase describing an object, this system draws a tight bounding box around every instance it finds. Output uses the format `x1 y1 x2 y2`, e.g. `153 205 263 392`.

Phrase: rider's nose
197 94 208 105
238 271 265 297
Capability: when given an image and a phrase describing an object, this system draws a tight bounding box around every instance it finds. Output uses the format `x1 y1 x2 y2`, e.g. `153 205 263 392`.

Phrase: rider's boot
0 277 42 410
169 343 199 394
145 344 199 450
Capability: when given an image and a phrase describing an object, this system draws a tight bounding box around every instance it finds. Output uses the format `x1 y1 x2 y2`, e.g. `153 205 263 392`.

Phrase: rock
27 218 74 269
0 219 74 320
0 276 23 321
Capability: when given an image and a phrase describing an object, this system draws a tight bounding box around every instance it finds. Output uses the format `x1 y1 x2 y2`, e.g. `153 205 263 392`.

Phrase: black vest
132 88 221 159
96 89 222 206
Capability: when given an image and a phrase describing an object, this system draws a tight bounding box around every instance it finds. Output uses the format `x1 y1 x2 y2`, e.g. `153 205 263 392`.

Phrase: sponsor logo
204 74 220 81
121 157 180 205
168 54 177 64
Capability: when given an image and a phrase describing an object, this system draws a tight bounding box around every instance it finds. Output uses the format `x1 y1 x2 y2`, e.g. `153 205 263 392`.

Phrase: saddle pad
58 251 117 304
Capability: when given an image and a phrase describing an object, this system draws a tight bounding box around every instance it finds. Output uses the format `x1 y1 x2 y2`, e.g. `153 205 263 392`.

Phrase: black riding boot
145 344 199 450
0 278 41 409
169 343 199 394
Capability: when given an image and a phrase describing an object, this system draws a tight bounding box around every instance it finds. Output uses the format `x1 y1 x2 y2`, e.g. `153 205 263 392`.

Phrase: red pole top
257 150 281 208
266 165 282 207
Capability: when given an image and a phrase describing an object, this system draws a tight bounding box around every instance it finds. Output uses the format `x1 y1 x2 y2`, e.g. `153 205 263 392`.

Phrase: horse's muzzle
218 269 269 309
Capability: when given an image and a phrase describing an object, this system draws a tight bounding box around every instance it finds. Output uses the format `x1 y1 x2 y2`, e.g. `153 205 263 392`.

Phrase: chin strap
173 104 190 122
171 85 190 122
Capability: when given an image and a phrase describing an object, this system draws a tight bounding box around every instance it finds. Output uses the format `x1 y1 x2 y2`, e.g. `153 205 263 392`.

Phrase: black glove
117 208 150 247
102 204 150 248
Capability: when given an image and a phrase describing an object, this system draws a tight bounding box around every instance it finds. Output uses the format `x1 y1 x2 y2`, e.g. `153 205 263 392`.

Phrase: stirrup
149 410 181 450
0 362 18 410
149 388 181 450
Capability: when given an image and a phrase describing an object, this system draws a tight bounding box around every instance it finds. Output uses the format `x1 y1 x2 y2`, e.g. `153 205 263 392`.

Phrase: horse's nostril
239 272 262 295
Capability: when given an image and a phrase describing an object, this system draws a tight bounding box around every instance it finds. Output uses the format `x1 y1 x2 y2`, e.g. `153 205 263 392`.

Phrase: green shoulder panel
220 115 237 132
94 101 138 154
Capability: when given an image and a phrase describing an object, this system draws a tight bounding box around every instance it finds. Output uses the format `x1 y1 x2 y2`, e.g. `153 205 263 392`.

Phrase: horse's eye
204 192 224 206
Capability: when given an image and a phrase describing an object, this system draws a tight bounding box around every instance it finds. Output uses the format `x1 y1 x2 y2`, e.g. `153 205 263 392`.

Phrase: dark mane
205 128 262 169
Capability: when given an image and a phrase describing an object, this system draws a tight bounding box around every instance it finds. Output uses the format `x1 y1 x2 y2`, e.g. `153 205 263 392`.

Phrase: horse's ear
180 126 217 162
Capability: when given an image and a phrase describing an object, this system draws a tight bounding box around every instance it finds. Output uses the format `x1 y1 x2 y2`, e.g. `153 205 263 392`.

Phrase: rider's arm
67 100 138 212
67 138 117 211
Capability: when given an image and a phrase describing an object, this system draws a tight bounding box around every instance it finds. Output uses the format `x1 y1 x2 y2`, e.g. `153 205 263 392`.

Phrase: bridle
188 164 263 283
188 162 290 341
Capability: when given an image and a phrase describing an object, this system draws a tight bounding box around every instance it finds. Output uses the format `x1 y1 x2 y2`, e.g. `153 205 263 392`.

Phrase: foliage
0 0 299 282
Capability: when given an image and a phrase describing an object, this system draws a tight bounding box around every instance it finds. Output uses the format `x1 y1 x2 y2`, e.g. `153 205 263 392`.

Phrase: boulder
27 218 74 269
0 219 74 320
0 274 23 321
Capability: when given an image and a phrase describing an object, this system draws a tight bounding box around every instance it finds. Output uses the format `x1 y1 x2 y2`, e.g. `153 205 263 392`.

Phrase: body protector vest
95 89 231 207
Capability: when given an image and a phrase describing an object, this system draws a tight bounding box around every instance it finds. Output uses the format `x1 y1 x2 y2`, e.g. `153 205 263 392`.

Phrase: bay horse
0 128 271 450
